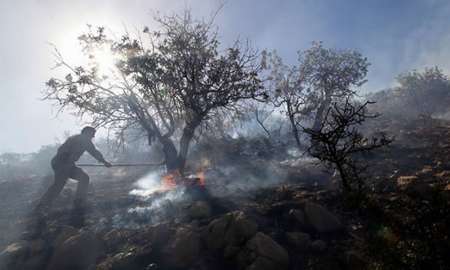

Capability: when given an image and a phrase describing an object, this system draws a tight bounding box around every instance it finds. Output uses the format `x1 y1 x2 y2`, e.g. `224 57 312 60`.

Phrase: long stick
76 162 164 167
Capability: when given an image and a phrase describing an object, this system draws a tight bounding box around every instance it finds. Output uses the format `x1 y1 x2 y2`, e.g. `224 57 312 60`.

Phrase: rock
224 211 259 247
22 253 48 270
0 240 29 259
311 239 327 252
29 239 46 256
246 256 280 270
188 200 212 219
145 222 171 248
285 232 311 251
0 240 30 268
0 239 49 270
444 183 450 191
53 225 79 248
162 226 201 269
406 182 434 200
434 170 450 179
47 230 104 270
204 211 257 251
103 229 134 252
243 232 289 270
288 209 307 228
224 245 241 259
345 251 367 270
98 244 153 270
304 202 343 233
397 175 418 188
417 166 433 177
204 212 233 250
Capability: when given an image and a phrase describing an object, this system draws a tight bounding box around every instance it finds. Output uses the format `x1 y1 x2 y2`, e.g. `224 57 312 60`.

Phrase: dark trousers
36 158 90 210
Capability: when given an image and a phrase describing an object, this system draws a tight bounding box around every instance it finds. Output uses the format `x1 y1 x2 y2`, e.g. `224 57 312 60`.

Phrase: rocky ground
1 119 450 270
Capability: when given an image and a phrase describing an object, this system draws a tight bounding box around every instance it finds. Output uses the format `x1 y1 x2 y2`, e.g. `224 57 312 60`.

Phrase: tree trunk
286 100 302 150
312 95 332 131
336 162 350 192
177 120 200 174
159 136 179 172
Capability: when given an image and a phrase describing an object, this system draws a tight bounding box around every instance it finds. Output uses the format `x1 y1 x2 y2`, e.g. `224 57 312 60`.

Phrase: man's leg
35 169 68 212
70 167 90 208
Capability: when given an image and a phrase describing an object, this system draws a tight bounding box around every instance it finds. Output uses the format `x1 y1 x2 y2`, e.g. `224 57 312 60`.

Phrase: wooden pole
76 162 164 167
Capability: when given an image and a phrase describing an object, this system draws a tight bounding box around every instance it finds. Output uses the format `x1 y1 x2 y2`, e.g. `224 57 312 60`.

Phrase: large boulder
0 241 30 269
0 240 29 259
345 250 367 270
102 229 134 253
188 200 212 219
304 202 343 233
285 232 311 251
405 182 435 200
288 209 307 228
53 225 79 248
204 211 258 252
311 239 327 252
0 239 49 270
162 226 201 269
238 232 289 270
144 222 172 248
97 244 153 270
204 213 233 250
224 211 259 247
47 230 104 270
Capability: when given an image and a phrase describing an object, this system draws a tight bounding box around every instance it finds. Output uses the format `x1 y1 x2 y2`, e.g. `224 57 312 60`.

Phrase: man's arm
85 140 112 167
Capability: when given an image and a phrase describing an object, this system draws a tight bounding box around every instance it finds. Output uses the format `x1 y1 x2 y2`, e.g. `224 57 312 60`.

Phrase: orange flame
160 167 207 190
161 170 180 190
197 170 205 186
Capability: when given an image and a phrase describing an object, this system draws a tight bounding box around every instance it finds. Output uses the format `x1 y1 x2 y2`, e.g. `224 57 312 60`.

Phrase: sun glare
91 46 117 77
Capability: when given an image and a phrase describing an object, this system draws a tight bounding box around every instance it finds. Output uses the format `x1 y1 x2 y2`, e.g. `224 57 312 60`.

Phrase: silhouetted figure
35 126 111 214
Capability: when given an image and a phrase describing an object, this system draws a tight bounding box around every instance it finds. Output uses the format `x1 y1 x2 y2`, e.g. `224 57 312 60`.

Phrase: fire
161 171 180 190
197 170 205 186
160 168 206 190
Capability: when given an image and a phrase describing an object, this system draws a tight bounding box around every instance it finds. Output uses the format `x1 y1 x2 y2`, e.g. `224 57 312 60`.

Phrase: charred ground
0 117 449 270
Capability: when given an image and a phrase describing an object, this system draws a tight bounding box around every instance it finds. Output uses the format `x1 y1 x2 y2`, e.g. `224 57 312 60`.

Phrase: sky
1 0 450 153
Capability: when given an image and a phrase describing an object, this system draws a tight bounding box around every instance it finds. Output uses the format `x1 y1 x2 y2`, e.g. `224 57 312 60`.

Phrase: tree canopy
44 12 265 173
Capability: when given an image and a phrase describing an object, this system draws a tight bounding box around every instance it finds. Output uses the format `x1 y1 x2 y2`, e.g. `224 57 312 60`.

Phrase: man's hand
104 161 112 168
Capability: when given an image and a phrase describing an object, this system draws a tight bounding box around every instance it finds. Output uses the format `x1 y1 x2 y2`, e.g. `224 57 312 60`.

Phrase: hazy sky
1 0 450 153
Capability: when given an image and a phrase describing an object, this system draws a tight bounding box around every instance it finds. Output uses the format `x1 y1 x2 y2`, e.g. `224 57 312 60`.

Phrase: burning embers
130 159 210 201
161 169 206 191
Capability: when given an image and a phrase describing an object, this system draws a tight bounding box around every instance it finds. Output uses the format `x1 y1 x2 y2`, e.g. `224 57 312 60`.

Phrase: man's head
81 126 96 139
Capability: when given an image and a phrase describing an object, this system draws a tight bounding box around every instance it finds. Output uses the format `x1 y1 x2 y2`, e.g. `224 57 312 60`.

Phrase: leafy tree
263 50 306 149
299 42 370 131
44 12 264 174
395 67 450 119
264 43 369 150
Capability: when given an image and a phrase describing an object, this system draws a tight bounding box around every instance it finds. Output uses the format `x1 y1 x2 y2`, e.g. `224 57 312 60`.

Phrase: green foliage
396 67 450 118
263 42 370 150
370 67 450 121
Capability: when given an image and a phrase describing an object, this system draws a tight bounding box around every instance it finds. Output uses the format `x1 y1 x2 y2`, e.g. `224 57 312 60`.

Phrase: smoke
112 171 189 227
129 171 165 198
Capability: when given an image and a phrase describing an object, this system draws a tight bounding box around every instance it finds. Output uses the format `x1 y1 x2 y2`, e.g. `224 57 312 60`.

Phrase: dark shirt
53 134 106 165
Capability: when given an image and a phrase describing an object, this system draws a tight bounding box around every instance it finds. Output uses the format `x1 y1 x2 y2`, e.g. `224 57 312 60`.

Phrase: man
35 126 112 212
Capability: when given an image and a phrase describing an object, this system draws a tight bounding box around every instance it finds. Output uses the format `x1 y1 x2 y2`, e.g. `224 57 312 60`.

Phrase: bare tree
44 11 265 174
303 99 392 193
